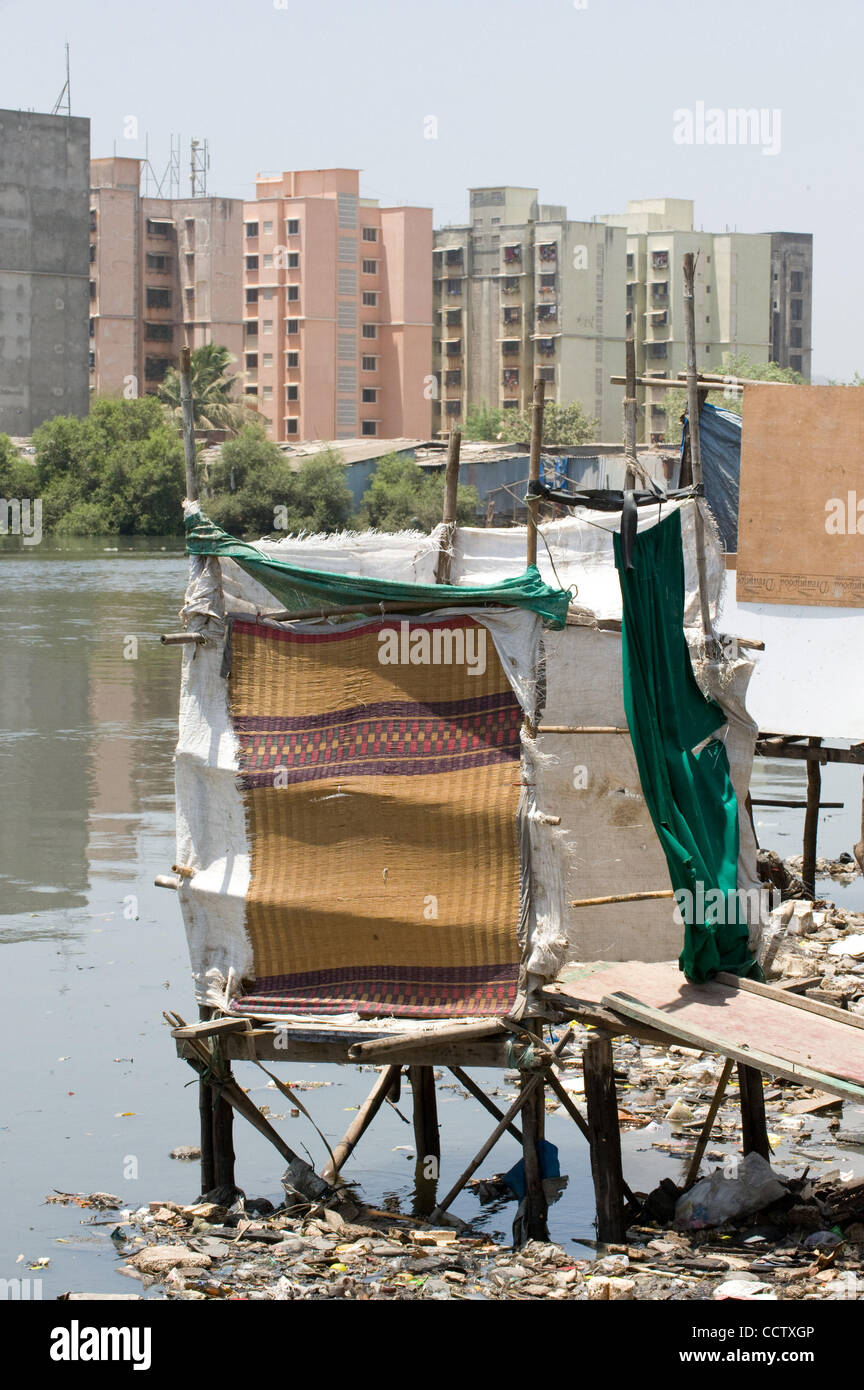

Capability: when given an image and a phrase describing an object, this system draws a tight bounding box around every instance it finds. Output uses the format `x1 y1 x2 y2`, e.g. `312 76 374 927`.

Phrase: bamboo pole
623 337 638 488
526 379 545 568
682 253 717 653
569 889 674 908
434 430 461 584
683 1057 734 1189
179 345 198 504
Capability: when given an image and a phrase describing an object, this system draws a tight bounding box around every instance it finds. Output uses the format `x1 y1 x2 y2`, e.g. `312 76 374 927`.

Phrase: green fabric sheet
613 509 761 983
186 512 571 629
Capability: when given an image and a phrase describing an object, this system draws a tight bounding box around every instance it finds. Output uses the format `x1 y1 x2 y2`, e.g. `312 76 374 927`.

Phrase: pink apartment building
242 169 433 441
89 157 244 398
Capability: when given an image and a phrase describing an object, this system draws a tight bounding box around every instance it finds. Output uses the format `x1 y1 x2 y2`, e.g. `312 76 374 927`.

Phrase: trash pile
759 899 864 1014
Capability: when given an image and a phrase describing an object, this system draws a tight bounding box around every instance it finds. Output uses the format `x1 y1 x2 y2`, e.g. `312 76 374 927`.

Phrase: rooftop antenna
168 134 182 199
51 41 71 116
190 138 209 197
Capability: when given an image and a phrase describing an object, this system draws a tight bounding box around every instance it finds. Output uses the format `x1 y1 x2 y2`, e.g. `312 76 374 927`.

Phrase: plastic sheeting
682 401 741 554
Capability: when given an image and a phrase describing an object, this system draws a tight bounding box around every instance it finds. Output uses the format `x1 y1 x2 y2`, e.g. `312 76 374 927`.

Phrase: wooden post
517 1073 549 1244
737 1063 771 1160
408 1066 440 1169
526 379 545 568
212 1083 236 1191
623 337 638 488
684 1057 734 1188
434 430 461 583
198 1007 215 1196
179 344 198 503
802 737 822 896
583 1034 626 1243
682 253 716 652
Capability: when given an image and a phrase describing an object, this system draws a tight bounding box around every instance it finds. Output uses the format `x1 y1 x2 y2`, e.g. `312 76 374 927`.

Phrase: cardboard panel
737 384 864 607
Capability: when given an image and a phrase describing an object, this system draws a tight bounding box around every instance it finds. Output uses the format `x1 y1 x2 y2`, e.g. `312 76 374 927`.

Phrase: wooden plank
348 1020 508 1060
737 384 864 608
602 990 864 1101
178 1036 513 1068
716 971 864 1032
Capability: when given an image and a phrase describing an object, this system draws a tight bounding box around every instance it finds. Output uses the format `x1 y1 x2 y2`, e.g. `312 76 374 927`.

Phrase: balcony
444 339 462 357
501 276 521 296
538 243 557 263
502 368 519 390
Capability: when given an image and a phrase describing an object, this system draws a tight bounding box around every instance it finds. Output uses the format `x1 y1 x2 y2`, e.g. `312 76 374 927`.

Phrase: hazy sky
2 0 860 378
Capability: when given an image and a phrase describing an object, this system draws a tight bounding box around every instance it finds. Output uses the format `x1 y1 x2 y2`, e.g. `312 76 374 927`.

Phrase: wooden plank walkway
544 960 864 1101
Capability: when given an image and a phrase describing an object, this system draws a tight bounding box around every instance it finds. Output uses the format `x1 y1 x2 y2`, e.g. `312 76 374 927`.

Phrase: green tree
496 399 597 446
157 343 253 437
358 452 478 531
0 434 38 500
205 433 353 538
462 401 505 440
29 397 185 534
663 353 805 442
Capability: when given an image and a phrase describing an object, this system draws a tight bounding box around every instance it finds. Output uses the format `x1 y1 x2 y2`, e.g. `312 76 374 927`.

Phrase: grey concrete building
769 232 813 380
433 188 626 441
0 109 90 435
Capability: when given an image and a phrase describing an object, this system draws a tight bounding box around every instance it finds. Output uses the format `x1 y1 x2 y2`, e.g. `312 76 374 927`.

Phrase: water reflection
0 538 187 923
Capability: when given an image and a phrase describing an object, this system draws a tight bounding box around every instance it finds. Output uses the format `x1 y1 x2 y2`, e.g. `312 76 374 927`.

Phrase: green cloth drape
614 510 761 983
186 513 571 629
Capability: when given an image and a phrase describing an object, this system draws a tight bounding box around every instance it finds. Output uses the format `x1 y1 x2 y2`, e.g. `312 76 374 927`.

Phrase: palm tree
158 344 253 436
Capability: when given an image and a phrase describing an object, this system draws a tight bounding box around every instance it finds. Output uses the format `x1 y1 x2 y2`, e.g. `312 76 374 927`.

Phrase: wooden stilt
802 736 822 896
408 1066 440 1168
197 1006 215 1195
321 1064 402 1182
737 1063 771 1160
211 1040 236 1192
517 1074 549 1244
583 1034 626 1243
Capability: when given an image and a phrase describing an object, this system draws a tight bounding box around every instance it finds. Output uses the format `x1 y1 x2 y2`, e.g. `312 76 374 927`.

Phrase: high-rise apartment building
433 188 627 441
241 169 432 441
89 157 244 398
0 109 90 435
600 199 813 442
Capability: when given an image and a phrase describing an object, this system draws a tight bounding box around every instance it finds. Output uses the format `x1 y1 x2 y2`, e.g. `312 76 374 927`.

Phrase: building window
538 367 555 382
791 299 803 320
89 350 95 370
502 398 519 410
362 387 377 403
245 353 258 368
146 219 171 237
287 252 299 268
626 253 634 271
286 319 299 334
790 326 802 347
362 259 378 274
262 385 273 400
652 250 669 269
361 355 378 371
261 287 274 300
286 218 300 235
362 323 377 339
245 321 258 338
538 243 557 263
245 221 259 238
444 369 461 387
503 244 522 265
790 354 802 372
791 270 803 292
89 243 96 263
144 356 171 382
146 286 172 309
648 342 667 358
445 248 464 267
446 309 462 327
286 384 298 401
501 340 520 357
362 227 378 242
285 417 299 434
89 280 96 300
245 255 258 271
245 385 258 397
445 339 462 356
444 400 461 417
536 338 556 357
287 285 299 301
362 420 377 436
652 281 668 300
362 291 378 307
502 368 519 389
503 306 521 326
263 220 273 235
145 322 172 340
245 288 258 304
286 351 299 367
262 319 273 335
89 317 95 338
262 353 273 367
146 253 168 271
263 253 273 268
537 304 557 323
502 276 521 295
446 278 462 295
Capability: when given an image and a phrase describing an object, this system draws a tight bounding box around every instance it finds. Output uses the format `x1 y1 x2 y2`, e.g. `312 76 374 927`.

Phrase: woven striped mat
227 614 523 1018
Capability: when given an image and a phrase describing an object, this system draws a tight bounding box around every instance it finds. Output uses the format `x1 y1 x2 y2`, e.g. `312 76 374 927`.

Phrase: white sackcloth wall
174 499 758 1010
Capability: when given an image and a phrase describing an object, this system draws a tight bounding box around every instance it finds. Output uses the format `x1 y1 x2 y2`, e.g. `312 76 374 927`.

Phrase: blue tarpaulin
681 401 741 553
